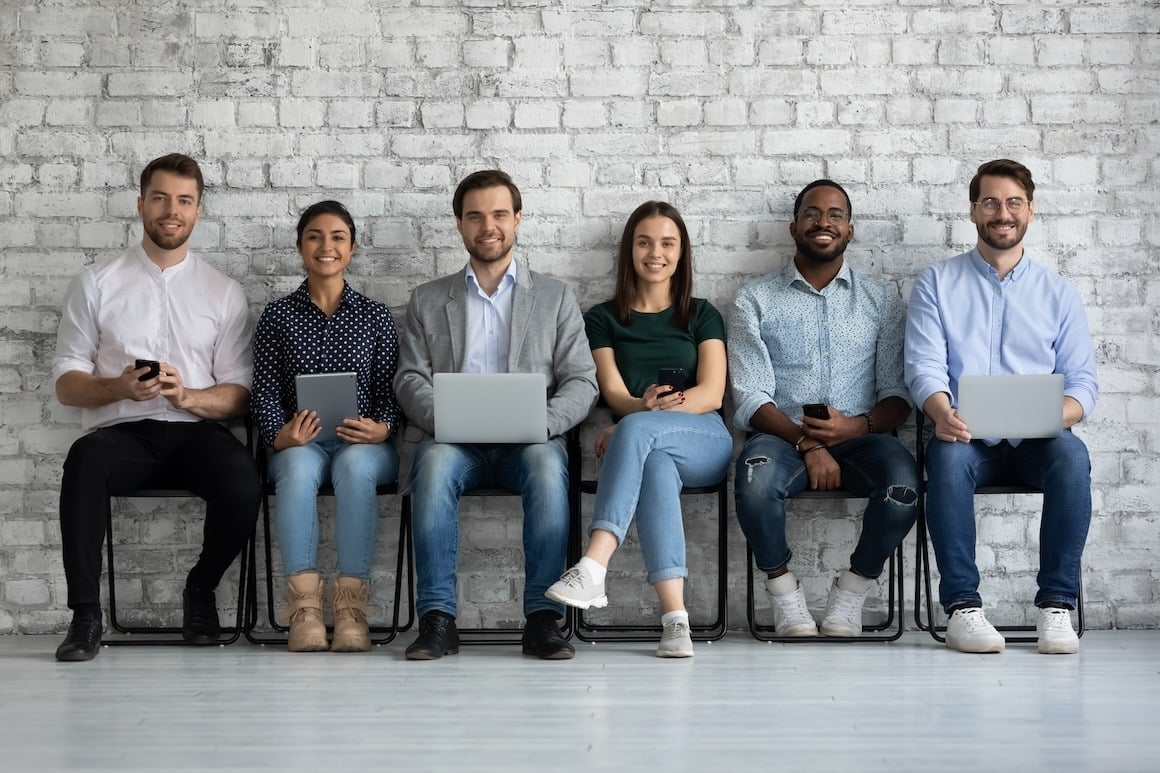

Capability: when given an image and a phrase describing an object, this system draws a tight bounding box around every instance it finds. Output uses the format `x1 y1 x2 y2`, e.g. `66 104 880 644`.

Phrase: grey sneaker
545 563 608 609
766 580 818 637
819 578 871 637
656 618 694 658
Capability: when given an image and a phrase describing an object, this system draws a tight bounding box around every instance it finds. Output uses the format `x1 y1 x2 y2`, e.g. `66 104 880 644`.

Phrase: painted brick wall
1 1 1157 635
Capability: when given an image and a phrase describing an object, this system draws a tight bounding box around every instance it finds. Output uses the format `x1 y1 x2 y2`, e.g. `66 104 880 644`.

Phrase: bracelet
861 411 874 434
802 444 827 456
794 433 809 452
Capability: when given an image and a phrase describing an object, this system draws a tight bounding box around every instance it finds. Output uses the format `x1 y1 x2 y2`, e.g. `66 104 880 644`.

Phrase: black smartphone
657 367 686 398
135 359 160 382
802 403 830 420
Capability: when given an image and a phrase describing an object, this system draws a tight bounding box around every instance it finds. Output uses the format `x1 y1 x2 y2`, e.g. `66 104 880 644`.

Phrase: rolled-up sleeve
904 266 951 410
52 271 99 382
1056 283 1099 419
727 286 778 431
876 287 912 406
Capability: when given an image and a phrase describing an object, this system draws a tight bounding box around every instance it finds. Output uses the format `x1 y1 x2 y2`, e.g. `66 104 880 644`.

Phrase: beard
977 218 1028 252
143 219 193 251
794 227 850 265
465 235 515 264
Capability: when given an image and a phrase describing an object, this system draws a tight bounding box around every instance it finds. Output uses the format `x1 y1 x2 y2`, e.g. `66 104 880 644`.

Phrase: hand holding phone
135 359 161 382
802 403 830 420
657 367 686 398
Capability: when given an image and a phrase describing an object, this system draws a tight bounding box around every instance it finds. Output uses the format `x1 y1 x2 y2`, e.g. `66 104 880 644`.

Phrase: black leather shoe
522 611 574 660
406 612 459 660
55 614 102 662
182 587 222 644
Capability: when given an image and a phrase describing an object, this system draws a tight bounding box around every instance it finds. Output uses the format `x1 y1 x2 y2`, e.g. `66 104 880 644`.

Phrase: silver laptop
295 372 358 443
434 372 548 444
957 374 1064 440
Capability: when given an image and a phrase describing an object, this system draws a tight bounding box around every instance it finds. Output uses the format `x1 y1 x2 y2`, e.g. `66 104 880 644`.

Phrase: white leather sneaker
765 580 818 637
1037 607 1079 655
946 607 1005 653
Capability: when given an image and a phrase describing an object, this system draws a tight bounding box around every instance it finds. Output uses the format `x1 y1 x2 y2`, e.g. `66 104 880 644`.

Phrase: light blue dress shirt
729 261 910 432
463 258 517 374
904 248 1099 428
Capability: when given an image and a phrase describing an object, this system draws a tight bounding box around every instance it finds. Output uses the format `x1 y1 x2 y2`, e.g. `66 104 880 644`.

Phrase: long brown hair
613 201 695 329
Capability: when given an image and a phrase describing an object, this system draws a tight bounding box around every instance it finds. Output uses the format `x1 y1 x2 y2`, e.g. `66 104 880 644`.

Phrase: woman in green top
546 201 733 658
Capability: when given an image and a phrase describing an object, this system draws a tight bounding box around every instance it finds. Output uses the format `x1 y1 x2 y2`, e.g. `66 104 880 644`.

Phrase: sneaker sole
656 648 694 658
946 637 1005 654
819 623 860 637
1038 640 1079 655
777 625 819 637
544 589 608 609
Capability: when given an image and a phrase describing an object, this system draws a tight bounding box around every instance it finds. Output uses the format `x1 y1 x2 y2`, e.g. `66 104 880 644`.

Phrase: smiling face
631 215 682 289
789 185 853 266
298 212 354 280
971 174 1035 253
137 170 200 252
456 185 522 267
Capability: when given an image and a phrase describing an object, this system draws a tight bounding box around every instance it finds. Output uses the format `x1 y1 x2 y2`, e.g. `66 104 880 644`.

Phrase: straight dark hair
970 159 1036 202
613 201 695 329
296 200 357 247
139 153 204 201
452 169 522 219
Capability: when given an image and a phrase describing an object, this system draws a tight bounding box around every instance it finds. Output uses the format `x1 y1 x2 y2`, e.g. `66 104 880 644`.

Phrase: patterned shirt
729 260 909 431
251 280 401 448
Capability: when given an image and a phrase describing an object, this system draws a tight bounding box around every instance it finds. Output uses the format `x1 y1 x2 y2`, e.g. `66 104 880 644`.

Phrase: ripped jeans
734 432 918 578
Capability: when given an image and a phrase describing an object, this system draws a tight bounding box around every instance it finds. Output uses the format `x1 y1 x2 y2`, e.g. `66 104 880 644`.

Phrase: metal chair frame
912 412 1086 644
746 489 905 643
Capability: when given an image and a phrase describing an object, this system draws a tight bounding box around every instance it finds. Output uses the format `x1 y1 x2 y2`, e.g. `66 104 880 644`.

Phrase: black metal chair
573 475 729 643
913 412 1086 644
104 488 250 646
245 446 414 646
746 489 905 643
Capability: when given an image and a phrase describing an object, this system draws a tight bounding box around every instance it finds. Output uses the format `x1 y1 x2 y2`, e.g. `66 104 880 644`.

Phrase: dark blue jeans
734 433 919 579
924 431 1091 612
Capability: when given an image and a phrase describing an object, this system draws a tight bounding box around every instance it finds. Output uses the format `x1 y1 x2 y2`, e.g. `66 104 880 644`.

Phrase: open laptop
295 372 358 443
956 373 1064 439
434 372 548 444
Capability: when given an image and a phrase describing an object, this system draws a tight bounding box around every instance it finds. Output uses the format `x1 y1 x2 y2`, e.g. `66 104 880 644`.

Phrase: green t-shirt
584 298 725 398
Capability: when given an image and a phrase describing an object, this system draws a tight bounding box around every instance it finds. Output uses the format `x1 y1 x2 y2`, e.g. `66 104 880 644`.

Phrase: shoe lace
827 589 863 623
334 586 368 624
774 590 811 621
558 566 586 589
662 619 690 640
1041 609 1072 632
957 609 990 633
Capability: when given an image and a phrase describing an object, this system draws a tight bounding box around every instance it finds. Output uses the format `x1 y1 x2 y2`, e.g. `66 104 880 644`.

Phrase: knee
519 443 567 483
270 446 324 489
1046 434 1091 479
734 452 784 506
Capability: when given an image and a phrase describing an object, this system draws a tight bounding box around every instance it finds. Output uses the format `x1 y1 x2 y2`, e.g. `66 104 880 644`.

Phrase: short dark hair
296 200 357 247
970 159 1036 202
793 179 852 220
452 170 522 219
613 201 695 329
139 153 204 201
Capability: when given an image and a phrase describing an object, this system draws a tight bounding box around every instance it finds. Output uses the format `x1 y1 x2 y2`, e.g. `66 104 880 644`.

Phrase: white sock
765 571 798 597
661 610 689 627
579 556 606 585
838 569 875 594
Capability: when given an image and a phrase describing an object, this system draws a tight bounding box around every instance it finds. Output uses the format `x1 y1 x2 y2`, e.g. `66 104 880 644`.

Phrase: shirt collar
133 242 193 277
968 247 1031 282
465 257 519 296
779 259 853 292
291 279 353 310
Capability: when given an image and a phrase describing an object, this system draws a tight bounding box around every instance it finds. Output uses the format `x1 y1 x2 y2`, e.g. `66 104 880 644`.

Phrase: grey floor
1 631 1157 773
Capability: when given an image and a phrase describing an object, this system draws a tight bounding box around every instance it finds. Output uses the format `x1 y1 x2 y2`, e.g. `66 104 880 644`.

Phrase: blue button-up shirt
463 259 517 374
251 281 402 448
729 261 910 431
905 248 1098 432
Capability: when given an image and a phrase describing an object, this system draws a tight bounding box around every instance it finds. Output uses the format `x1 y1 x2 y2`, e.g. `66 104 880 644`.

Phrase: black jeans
60 420 260 609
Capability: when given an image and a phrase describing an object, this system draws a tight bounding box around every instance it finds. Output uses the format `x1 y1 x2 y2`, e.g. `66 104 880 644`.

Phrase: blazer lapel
508 259 534 371
445 269 468 372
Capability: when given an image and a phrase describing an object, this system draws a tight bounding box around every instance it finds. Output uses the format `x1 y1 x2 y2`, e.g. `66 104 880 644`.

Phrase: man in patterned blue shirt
729 180 918 638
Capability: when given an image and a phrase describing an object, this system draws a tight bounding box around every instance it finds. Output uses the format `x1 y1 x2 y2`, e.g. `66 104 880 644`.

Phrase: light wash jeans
735 432 919 579
267 439 399 580
924 431 1091 612
590 411 733 584
408 438 570 619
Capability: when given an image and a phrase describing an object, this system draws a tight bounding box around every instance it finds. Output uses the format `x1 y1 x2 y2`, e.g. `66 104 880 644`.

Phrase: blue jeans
408 438 570 619
590 411 732 584
735 432 919 578
924 431 1091 612
267 440 399 580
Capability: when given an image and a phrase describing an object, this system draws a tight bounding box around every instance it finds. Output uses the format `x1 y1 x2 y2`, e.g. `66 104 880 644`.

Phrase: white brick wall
1 0 1157 634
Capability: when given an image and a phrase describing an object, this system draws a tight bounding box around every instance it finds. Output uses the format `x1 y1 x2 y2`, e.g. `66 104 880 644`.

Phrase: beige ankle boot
282 571 327 652
331 576 371 652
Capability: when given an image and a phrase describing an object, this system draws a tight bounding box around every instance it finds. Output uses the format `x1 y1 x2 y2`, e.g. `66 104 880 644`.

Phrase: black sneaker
405 611 459 660
55 612 103 662
182 587 221 644
522 610 574 660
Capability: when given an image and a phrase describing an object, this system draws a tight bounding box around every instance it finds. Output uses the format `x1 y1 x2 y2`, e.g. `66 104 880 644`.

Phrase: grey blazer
393 259 598 487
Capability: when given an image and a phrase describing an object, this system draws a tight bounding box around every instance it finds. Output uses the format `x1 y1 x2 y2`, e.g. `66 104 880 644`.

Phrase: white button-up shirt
463 259 517 374
52 244 253 431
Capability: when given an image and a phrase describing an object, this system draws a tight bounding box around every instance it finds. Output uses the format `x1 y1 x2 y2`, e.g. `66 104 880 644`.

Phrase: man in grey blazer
395 170 597 661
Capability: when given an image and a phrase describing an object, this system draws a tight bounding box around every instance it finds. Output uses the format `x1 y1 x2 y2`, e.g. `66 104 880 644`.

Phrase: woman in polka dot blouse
251 200 402 653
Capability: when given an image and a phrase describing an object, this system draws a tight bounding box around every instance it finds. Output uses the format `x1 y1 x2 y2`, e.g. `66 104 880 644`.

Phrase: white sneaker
656 619 694 658
1037 607 1079 655
946 607 1005 653
765 580 818 637
545 563 607 609
819 578 870 637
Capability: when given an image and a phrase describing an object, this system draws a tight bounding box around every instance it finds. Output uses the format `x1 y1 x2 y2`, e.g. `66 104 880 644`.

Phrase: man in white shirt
52 153 260 661
394 170 597 661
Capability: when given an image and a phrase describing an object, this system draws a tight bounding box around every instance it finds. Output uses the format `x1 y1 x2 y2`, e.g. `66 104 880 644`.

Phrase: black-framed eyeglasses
797 207 849 225
975 197 1028 214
